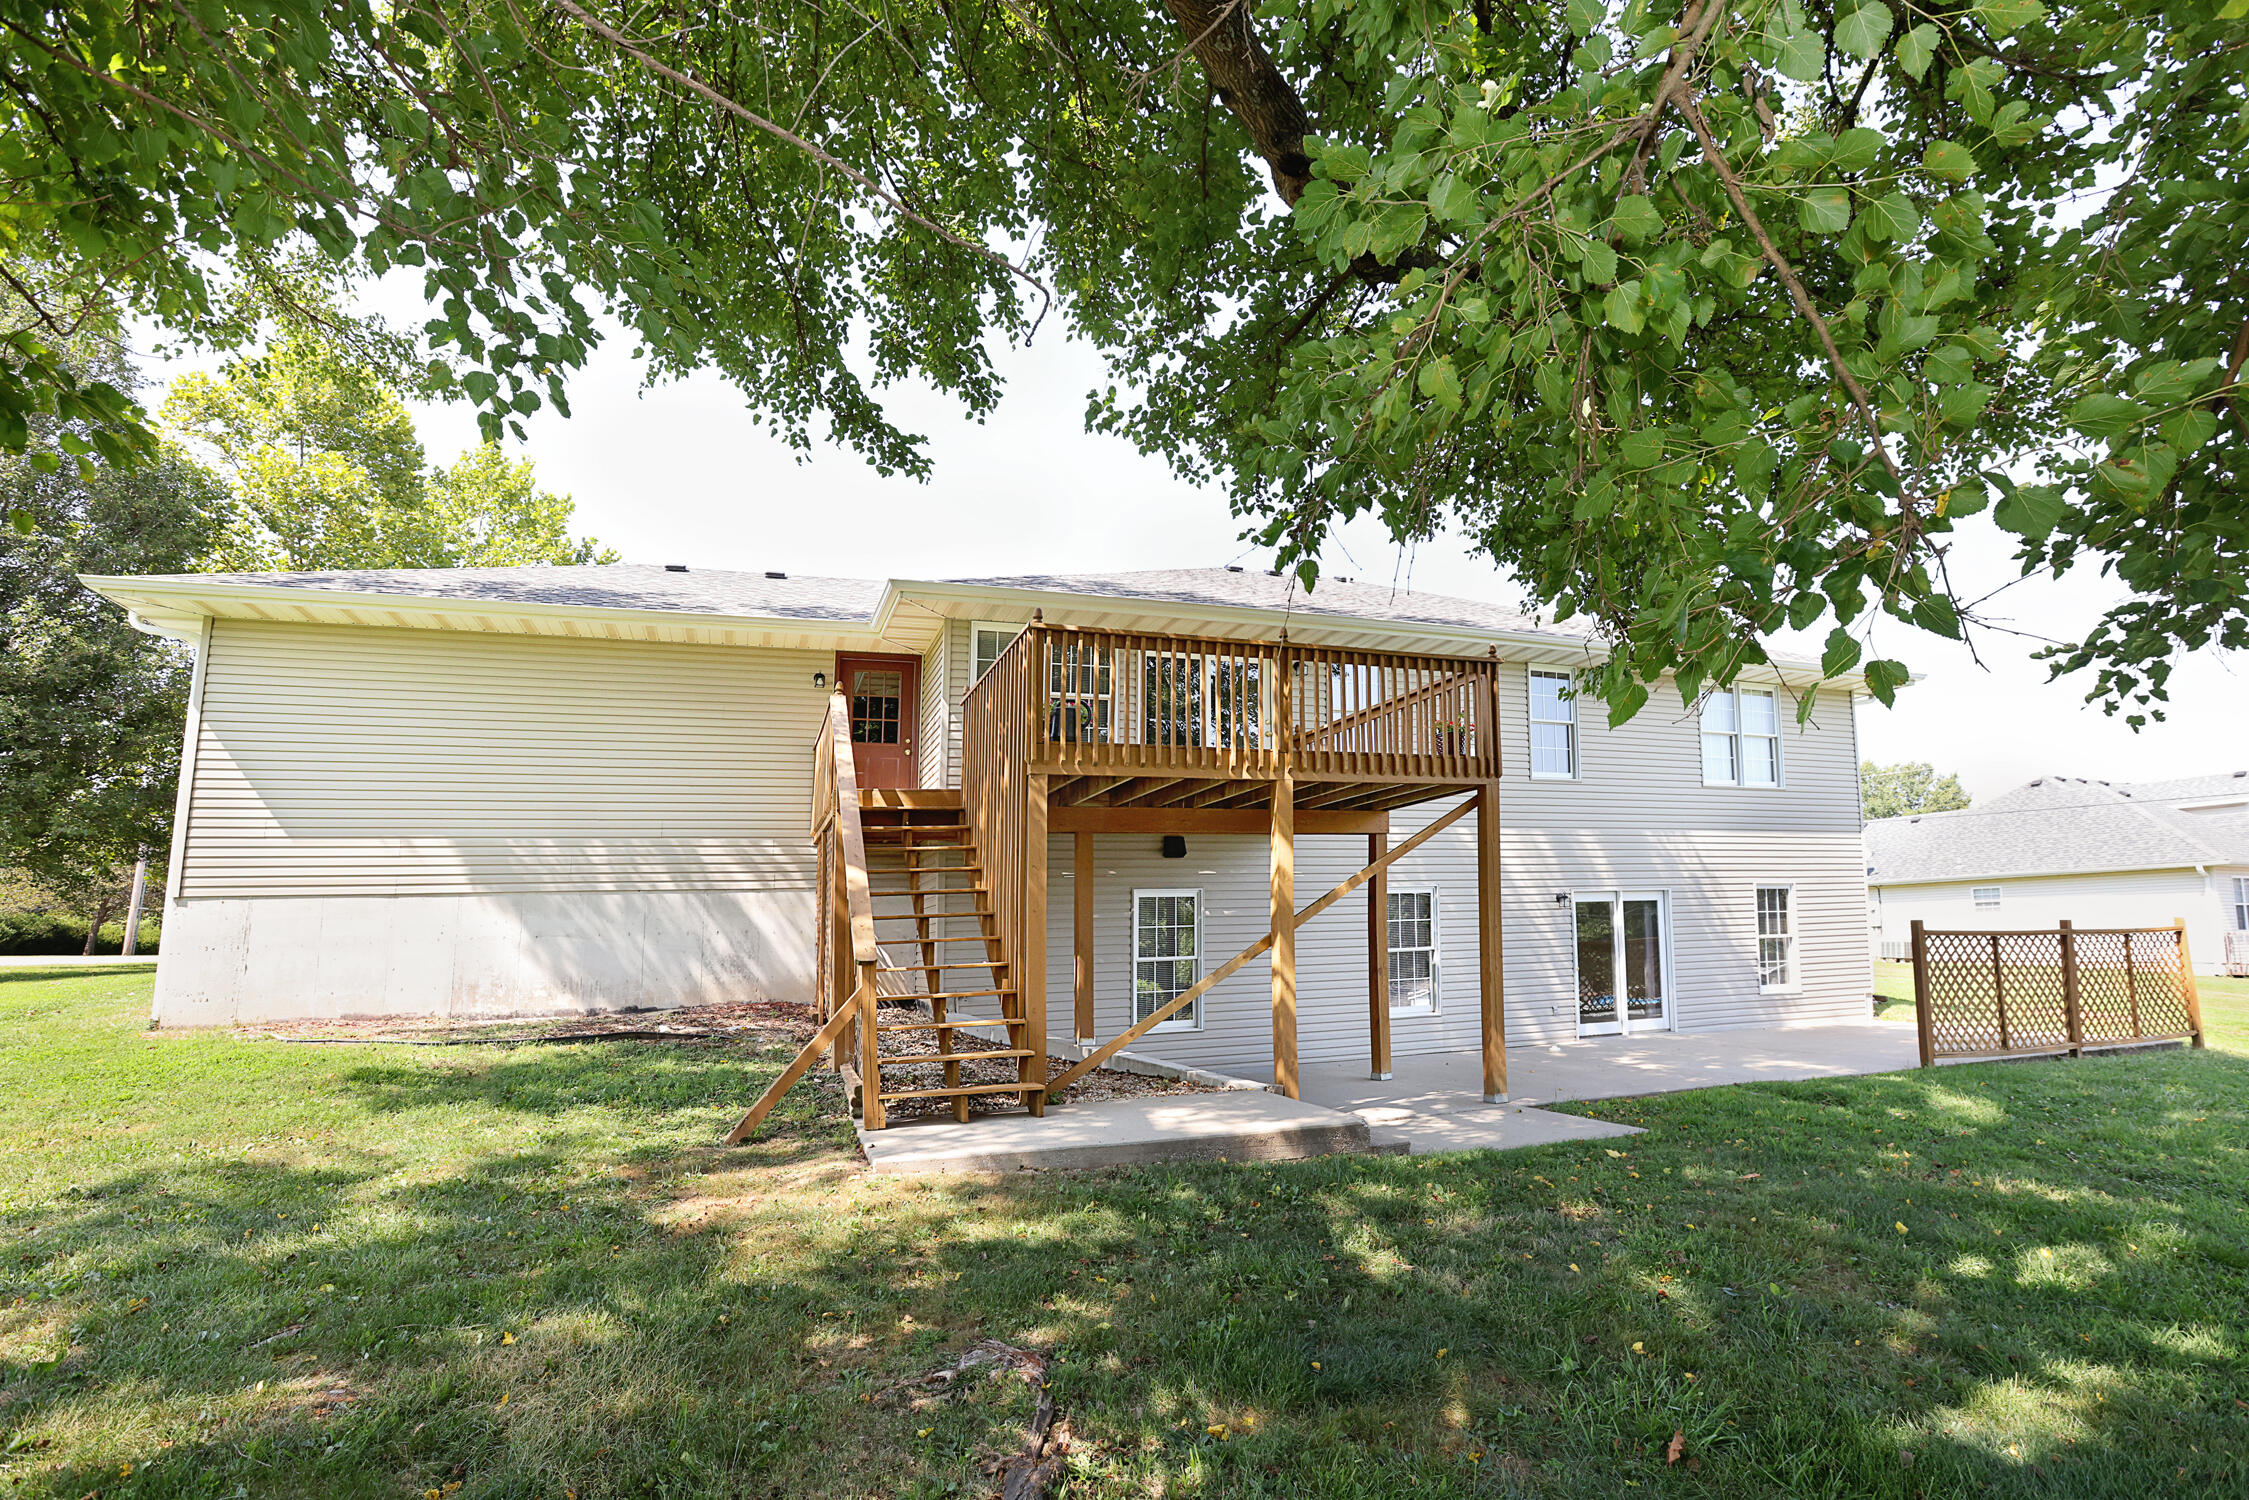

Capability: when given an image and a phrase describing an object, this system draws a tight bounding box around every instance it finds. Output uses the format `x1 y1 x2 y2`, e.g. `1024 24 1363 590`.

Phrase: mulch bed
236 1000 1224 1120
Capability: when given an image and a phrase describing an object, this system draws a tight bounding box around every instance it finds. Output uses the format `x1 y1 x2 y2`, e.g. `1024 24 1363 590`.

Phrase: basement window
1388 888 1441 1013
1973 886 2001 909
1133 890 1203 1031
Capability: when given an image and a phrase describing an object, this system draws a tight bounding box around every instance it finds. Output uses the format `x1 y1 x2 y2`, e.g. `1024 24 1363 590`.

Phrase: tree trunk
83 892 114 956
1162 0 1313 204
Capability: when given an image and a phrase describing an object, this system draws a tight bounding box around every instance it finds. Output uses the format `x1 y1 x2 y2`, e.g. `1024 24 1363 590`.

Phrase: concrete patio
851 1021 1924 1171
1255 1019 1925 1154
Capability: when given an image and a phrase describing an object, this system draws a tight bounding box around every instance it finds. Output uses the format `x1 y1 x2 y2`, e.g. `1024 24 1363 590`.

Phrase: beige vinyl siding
178 619 833 899
917 626 950 789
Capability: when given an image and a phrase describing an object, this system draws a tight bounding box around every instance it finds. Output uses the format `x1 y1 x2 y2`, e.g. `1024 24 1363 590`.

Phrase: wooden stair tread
869 887 983 898
877 1017 1019 1032
887 988 1013 1001
877 1048 1032 1067
878 1081 1041 1102
874 934 1000 946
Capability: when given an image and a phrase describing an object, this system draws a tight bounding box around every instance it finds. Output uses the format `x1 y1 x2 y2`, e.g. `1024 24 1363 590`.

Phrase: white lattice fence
1908 920 2207 1065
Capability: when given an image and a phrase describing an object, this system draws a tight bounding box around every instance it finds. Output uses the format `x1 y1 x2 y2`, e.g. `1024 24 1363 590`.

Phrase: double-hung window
1528 669 1577 779
1701 687 1782 786
970 621 1023 682
1132 890 1202 1028
2234 876 2249 931
1386 888 1440 1012
1973 886 2001 909
1755 885 1795 992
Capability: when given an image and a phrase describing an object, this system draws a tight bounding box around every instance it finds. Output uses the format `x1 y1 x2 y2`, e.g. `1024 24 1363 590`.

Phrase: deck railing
996 623 1501 784
808 690 884 1126
959 626 1045 1097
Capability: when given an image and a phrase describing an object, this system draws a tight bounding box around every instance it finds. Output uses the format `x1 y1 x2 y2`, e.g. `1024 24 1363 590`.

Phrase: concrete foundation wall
153 890 814 1025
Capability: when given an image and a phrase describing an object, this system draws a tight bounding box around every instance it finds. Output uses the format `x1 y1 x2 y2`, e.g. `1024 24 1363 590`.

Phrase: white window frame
1385 885 1441 1014
970 620 1024 683
1755 884 1797 994
2233 876 2249 931
1972 885 2001 909
1131 888 1204 1032
1700 686 1783 788
1527 669 1578 780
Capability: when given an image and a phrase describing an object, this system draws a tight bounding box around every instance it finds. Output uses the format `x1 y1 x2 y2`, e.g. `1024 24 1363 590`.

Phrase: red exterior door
836 652 920 789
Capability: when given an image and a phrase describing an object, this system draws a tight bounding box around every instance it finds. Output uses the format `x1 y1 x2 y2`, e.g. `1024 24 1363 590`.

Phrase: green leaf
1567 0 1605 37
1862 658 1909 707
1993 484 2067 541
1798 188 1852 235
1820 626 1863 678
1604 281 1647 334
2066 393 2144 441
1771 18 1825 82
1835 2 1893 59
1921 141 1976 183
1580 240 1618 283
1909 593 1961 639
8 507 33 535
1863 192 1922 242
1608 195 1664 244
1788 591 1826 631
1417 356 1464 412
1970 0 2044 38
1896 22 1939 79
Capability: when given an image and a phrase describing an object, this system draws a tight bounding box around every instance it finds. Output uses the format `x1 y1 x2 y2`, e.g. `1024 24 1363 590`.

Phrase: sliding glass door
1574 891 1672 1036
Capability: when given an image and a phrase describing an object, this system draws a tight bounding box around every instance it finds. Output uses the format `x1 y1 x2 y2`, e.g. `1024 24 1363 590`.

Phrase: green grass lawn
3 966 2245 1499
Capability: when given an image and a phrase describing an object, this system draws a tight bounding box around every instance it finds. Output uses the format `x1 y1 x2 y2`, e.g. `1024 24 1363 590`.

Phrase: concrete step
858 1092 1396 1174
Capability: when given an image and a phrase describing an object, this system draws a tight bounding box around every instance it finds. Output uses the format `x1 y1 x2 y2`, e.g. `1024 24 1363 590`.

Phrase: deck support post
1022 774 1049 1115
1271 765 1298 1099
1073 832 1095 1047
1476 783 1506 1103
1367 829 1392 1080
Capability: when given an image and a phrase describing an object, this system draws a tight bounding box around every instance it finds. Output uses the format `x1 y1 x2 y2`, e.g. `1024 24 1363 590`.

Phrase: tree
1860 760 1971 821
162 330 614 569
5 0 2242 725
0 338 222 935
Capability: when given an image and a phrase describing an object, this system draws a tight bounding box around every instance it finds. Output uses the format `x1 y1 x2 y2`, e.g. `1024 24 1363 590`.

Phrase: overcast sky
168 282 2246 804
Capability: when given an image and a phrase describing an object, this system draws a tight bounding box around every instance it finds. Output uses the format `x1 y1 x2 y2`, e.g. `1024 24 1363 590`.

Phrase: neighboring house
83 564 1878 1102
1866 774 2249 976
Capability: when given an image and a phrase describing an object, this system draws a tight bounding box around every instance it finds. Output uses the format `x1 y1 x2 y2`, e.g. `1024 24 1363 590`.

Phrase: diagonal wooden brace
724 990 865 1144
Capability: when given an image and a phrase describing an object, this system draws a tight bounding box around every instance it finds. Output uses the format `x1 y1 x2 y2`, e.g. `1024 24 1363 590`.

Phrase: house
83 564 1879 1119
1866 774 2249 977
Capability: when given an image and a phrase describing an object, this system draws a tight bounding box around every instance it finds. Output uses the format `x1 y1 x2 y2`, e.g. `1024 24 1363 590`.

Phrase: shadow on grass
3 1034 2245 1498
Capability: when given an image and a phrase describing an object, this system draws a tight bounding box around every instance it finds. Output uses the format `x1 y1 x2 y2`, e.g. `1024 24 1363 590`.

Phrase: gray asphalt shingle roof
1865 772 2249 883
163 565 887 620
944 568 1591 639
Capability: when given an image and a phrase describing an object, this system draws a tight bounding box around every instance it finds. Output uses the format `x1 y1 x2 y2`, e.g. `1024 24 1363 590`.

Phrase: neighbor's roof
1865 772 2249 884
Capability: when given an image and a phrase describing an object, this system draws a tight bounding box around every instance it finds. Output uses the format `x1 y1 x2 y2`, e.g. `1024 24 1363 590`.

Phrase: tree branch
552 0 1053 327
1161 0 1312 204
1673 90 1901 485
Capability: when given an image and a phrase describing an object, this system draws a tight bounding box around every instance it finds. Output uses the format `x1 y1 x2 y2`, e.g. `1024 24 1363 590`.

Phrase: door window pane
1576 898 1617 1026
1133 892 1200 1026
849 669 902 744
1622 897 1666 1022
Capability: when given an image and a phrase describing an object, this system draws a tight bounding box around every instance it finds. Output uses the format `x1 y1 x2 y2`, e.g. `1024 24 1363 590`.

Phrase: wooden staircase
860 794 1044 1123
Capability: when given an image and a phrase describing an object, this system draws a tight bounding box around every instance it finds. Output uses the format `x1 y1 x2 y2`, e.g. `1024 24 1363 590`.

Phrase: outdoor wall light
812 671 828 689
1162 835 1187 859
1554 892 1570 904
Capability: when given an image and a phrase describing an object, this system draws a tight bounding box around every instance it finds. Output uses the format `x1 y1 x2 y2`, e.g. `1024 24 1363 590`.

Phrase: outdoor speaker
1161 835 1187 859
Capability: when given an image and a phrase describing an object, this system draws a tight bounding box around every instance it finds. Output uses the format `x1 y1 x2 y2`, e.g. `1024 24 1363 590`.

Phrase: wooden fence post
2058 920 2082 1057
2123 930 2143 1038
1910 920 1933 1068
2176 918 2206 1049
1989 932 2010 1051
